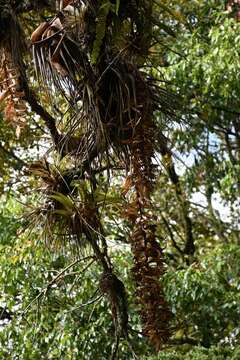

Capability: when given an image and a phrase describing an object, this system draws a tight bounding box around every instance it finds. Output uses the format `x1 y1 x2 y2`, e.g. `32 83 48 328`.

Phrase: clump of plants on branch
0 0 182 356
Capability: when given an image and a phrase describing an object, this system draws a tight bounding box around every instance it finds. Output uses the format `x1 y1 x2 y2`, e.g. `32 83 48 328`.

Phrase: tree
0 0 240 359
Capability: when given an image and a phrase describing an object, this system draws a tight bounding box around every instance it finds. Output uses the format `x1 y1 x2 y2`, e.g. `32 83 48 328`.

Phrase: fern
91 1 112 65
115 0 120 15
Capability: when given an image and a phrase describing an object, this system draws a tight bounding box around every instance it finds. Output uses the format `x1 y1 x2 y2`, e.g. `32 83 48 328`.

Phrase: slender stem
22 256 95 315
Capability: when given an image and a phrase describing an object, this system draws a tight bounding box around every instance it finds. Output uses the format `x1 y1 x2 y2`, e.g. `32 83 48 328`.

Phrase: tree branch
161 214 184 255
0 143 27 169
21 80 60 145
22 255 95 315
157 131 195 256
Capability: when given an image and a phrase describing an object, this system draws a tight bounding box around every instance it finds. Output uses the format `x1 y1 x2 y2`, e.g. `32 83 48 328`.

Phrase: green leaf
50 192 74 211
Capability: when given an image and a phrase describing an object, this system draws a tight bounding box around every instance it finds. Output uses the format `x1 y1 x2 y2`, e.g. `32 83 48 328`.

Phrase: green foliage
0 198 239 358
90 0 127 64
0 198 22 245
1 0 240 358
0 202 149 358
148 345 240 359
164 244 240 347
167 13 240 114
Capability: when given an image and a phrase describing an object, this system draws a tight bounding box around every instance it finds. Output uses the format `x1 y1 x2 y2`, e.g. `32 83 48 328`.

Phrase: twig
68 257 95 292
68 292 103 313
0 143 27 169
96 46 130 87
161 214 184 255
22 256 95 315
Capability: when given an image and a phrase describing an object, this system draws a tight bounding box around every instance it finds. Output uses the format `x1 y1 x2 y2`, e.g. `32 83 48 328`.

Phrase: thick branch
21 79 60 145
158 131 195 256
